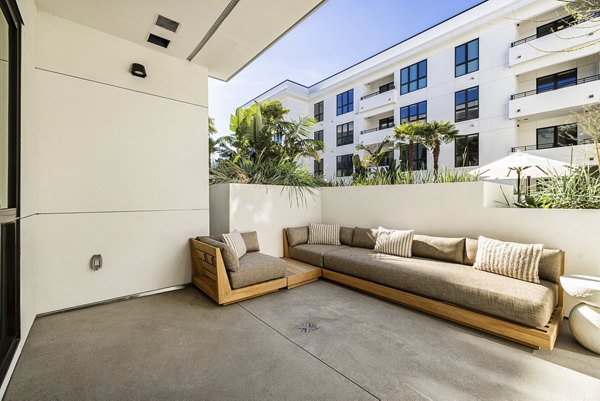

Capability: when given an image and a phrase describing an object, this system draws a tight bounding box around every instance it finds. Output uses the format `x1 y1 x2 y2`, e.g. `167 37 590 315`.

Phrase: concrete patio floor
5 280 600 401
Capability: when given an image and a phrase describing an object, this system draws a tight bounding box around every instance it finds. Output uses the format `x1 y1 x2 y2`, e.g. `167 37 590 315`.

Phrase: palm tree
393 121 428 172
355 137 394 169
420 121 459 177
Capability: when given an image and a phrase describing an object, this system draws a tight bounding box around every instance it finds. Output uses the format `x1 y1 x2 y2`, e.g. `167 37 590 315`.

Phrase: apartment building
244 0 600 179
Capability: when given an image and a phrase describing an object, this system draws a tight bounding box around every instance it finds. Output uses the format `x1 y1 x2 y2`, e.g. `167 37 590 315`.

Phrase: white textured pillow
308 223 340 245
222 230 247 259
374 227 414 257
474 236 543 283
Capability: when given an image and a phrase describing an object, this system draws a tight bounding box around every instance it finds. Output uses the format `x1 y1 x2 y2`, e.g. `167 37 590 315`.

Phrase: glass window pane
455 45 466 65
456 64 466 77
455 91 465 105
469 135 479 166
556 70 577 88
409 104 417 117
467 59 479 73
418 78 426 89
537 128 555 149
467 87 479 101
401 68 408 84
468 39 479 60
401 84 408 94
409 64 418 80
537 76 555 93
418 60 427 78
409 81 417 92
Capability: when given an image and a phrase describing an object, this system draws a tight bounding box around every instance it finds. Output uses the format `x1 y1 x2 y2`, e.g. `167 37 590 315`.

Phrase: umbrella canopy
470 152 570 180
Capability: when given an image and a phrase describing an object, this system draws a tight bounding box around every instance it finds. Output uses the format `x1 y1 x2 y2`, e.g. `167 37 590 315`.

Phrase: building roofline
243 0 489 106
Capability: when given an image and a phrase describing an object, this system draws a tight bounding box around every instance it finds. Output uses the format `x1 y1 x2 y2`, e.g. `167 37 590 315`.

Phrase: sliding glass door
0 0 20 382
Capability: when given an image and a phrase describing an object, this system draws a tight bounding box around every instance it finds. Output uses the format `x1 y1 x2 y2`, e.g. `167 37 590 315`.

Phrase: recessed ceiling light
155 15 180 33
147 33 170 48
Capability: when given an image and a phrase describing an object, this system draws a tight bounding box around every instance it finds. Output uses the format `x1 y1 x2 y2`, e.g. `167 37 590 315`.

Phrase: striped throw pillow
374 227 414 257
474 236 543 283
308 223 340 245
222 230 247 259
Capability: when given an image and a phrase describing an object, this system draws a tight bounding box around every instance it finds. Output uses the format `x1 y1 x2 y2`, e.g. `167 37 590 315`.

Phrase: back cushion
352 227 379 249
308 223 341 245
287 226 308 247
196 236 239 272
412 235 465 264
340 227 354 246
464 238 563 283
241 231 260 252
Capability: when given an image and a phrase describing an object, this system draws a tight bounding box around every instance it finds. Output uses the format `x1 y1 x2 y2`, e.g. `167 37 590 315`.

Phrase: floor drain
298 322 318 333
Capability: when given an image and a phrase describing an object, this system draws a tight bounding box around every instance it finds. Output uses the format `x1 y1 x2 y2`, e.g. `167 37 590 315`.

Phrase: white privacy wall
210 184 321 257
21 9 210 316
320 182 600 313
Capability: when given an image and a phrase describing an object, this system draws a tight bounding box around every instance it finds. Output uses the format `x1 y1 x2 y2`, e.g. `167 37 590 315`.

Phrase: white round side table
560 275 600 354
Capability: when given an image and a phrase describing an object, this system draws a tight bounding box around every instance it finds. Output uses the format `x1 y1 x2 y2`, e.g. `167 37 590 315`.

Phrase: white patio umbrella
470 152 570 195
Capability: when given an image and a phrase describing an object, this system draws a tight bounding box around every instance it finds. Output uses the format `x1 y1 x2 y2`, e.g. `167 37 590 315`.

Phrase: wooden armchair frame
189 238 287 305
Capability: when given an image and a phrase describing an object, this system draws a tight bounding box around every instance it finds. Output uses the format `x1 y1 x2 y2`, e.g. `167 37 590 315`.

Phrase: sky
208 0 484 137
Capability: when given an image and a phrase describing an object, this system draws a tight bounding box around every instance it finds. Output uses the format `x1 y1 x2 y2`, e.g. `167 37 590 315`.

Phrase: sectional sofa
283 226 564 350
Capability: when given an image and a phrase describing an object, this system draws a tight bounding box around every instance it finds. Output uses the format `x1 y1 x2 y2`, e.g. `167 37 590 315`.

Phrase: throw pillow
374 227 414 257
222 230 247 259
308 223 341 245
473 236 543 284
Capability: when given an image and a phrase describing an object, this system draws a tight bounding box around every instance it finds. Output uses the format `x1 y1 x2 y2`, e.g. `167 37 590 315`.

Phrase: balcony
512 140 597 165
509 75 600 119
359 126 394 146
509 17 600 74
359 87 397 116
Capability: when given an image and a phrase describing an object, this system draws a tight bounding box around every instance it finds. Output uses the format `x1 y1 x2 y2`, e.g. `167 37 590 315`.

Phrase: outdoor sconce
130 63 147 78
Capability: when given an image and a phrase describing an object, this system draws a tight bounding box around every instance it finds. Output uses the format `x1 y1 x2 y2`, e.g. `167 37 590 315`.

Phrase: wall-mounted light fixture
130 63 147 78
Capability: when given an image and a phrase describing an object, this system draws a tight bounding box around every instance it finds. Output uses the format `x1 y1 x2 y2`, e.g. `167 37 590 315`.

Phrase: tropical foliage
208 100 324 200
572 103 600 169
332 167 479 187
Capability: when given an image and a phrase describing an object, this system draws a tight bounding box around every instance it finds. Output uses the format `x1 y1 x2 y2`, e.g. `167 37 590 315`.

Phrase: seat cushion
412 235 465 264
228 252 287 289
323 247 557 327
289 244 348 267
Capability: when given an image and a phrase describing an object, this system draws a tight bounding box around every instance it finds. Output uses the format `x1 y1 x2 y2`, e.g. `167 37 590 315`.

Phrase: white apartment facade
245 0 600 179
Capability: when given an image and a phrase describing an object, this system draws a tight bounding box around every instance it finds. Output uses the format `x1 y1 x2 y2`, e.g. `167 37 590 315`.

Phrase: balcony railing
360 126 394 135
360 86 395 101
511 138 594 152
510 12 600 47
510 74 600 100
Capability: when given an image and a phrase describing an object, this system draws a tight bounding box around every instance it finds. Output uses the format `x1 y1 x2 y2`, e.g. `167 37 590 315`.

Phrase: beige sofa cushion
287 226 308 247
223 230 247 259
465 238 562 284
374 228 414 257
412 235 465 264
308 223 341 245
228 252 287 289
196 236 239 272
289 244 348 267
474 236 543 284
352 227 378 249
340 227 354 246
241 231 260 252
323 247 557 327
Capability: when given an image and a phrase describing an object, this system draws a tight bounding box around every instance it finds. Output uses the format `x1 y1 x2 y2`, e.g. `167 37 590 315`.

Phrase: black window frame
313 159 324 176
536 123 578 150
378 116 395 130
336 154 353 177
0 0 22 385
536 68 577 94
455 133 479 167
537 15 576 38
336 89 354 116
455 38 479 77
378 82 394 94
455 86 479 122
400 59 427 95
336 122 354 147
399 143 427 171
313 101 324 122
400 101 427 124
314 129 324 150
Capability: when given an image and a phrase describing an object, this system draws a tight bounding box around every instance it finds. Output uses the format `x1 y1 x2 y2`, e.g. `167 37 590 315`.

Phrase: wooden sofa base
322 269 563 350
189 238 287 305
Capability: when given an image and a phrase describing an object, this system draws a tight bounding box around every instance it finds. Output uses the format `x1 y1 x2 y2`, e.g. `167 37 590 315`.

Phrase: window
336 154 354 177
336 122 354 146
536 69 577 94
455 86 479 122
0 0 22 384
400 60 427 94
378 150 394 167
379 116 395 130
336 89 354 116
399 143 427 171
379 82 394 94
314 101 324 122
455 38 479 77
314 130 324 150
537 15 576 38
400 101 427 124
455 134 479 167
314 159 324 176
537 124 577 149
